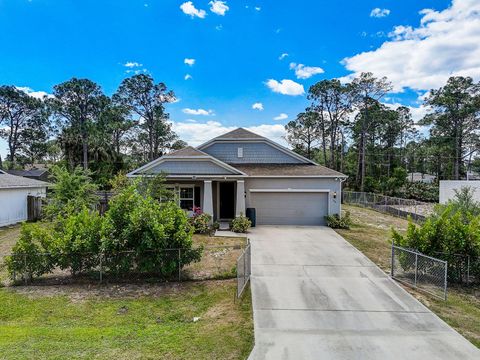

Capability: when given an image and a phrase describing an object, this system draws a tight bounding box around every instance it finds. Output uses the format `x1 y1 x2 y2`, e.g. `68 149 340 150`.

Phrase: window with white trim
179 186 194 211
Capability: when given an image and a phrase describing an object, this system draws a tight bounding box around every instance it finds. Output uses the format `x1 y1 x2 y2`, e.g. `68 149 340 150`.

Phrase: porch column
235 180 246 217
203 180 214 217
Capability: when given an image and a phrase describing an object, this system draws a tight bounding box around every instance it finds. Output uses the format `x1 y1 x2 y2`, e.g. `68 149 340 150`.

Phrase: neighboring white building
406 172 436 184
439 180 480 204
0 170 49 227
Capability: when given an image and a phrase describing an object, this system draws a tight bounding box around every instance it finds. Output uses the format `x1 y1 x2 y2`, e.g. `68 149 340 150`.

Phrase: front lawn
338 205 480 348
0 280 253 359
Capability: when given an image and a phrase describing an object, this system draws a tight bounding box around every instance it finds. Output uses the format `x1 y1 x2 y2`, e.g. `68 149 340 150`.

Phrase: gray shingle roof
6 168 48 177
213 128 265 140
165 146 209 157
233 164 347 177
0 171 50 189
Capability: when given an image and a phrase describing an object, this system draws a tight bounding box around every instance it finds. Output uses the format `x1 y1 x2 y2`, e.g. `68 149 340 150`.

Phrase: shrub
54 208 103 275
44 165 99 219
189 211 213 235
5 223 56 281
101 182 201 275
230 214 251 233
402 182 439 202
325 211 352 229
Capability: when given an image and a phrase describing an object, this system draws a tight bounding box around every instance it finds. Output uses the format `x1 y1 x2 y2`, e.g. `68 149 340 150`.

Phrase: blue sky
1 0 478 156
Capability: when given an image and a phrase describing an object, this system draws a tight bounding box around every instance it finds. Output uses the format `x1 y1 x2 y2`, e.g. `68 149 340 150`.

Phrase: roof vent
237 147 243 158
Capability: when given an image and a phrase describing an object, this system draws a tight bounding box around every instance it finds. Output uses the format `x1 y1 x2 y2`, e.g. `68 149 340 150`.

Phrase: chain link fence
0 245 245 286
391 244 448 300
343 191 434 223
236 243 251 298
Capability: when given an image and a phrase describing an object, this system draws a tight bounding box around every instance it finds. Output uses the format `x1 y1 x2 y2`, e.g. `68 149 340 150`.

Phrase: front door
219 182 235 219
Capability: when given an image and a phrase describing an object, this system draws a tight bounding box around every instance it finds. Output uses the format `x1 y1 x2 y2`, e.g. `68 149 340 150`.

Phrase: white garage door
249 191 329 225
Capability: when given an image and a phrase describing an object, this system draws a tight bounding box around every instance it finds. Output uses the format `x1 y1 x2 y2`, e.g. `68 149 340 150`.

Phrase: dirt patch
8 279 235 301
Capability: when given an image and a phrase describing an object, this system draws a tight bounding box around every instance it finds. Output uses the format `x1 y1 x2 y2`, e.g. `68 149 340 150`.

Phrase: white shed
0 170 49 227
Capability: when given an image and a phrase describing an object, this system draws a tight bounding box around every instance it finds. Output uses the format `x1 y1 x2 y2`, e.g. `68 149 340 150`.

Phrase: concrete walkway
248 226 480 360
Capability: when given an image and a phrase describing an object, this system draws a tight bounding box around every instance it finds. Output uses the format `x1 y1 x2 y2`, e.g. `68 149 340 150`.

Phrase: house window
237 147 243 158
179 186 194 211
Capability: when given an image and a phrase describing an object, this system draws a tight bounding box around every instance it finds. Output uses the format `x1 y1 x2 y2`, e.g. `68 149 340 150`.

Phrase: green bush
230 214 251 233
54 208 103 275
189 212 213 234
325 211 352 229
101 182 201 275
402 182 439 202
5 223 56 281
7 178 202 281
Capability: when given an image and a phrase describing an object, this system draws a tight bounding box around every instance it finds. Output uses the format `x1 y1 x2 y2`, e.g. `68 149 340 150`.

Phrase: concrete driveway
248 226 480 360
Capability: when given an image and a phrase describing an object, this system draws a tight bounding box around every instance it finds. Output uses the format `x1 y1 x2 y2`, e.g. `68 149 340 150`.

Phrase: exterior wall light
332 191 337 199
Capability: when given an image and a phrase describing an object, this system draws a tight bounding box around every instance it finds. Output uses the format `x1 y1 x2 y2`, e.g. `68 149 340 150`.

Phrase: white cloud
171 121 287 146
184 74 192 80
252 102 264 111
278 53 289 60
289 62 324 79
343 0 480 92
180 1 206 18
16 86 52 99
370 8 390 18
182 108 214 116
184 58 195 66
265 79 305 96
209 1 229 16
255 6 261 11
124 61 142 68
215 24 223 30
273 113 288 121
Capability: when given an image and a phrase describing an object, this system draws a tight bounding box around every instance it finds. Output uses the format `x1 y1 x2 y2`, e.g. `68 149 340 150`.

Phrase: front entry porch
165 179 245 222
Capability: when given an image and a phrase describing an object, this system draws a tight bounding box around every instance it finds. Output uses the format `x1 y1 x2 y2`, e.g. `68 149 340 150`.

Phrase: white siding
439 181 480 204
0 187 47 227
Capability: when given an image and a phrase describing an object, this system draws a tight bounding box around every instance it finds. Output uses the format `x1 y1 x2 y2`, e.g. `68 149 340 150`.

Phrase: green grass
338 205 480 348
0 280 253 359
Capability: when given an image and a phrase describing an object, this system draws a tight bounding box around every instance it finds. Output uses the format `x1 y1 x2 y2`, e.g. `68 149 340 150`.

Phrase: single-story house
6 167 50 182
0 170 49 227
127 128 347 225
406 172 436 184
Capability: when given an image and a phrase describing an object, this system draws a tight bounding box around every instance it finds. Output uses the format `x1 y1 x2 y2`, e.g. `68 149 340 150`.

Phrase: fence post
414 252 418 287
99 252 103 284
467 256 470 285
391 241 394 277
23 253 27 285
178 249 181 282
444 261 448 301
243 247 246 285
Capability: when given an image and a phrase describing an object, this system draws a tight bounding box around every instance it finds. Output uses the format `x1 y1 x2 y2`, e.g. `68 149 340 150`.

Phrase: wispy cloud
265 79 305 96
278 53 289 60
252 102 264 111
182 108 214 116
273 113 288 121
16 86 52 99
209 1 229 16
370 8 390 18
180 1 206 18
124 61 143 68
289 63 324 79
184 74 192 80
184 58 196 66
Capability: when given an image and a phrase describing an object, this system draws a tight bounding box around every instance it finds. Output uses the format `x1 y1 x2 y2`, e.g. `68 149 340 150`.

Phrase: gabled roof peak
165 146 207 157
214 128 265 140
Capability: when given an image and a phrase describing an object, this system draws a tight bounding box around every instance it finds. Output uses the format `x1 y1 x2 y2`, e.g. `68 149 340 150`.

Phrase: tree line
1 72 480 194
0 74 186 187
285 73 480 193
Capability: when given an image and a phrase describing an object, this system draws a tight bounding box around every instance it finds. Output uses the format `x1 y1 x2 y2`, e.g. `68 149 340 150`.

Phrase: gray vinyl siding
147 160 234 175
245 178 342 216
201 142 305 164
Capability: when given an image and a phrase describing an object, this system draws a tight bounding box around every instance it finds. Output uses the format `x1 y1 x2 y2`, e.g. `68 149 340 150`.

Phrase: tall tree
421 76 480 180
0 86 46 166
308 79 356 169
49 78 108 170
113 74 177 162
285 111 321 160
351 72 392 191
